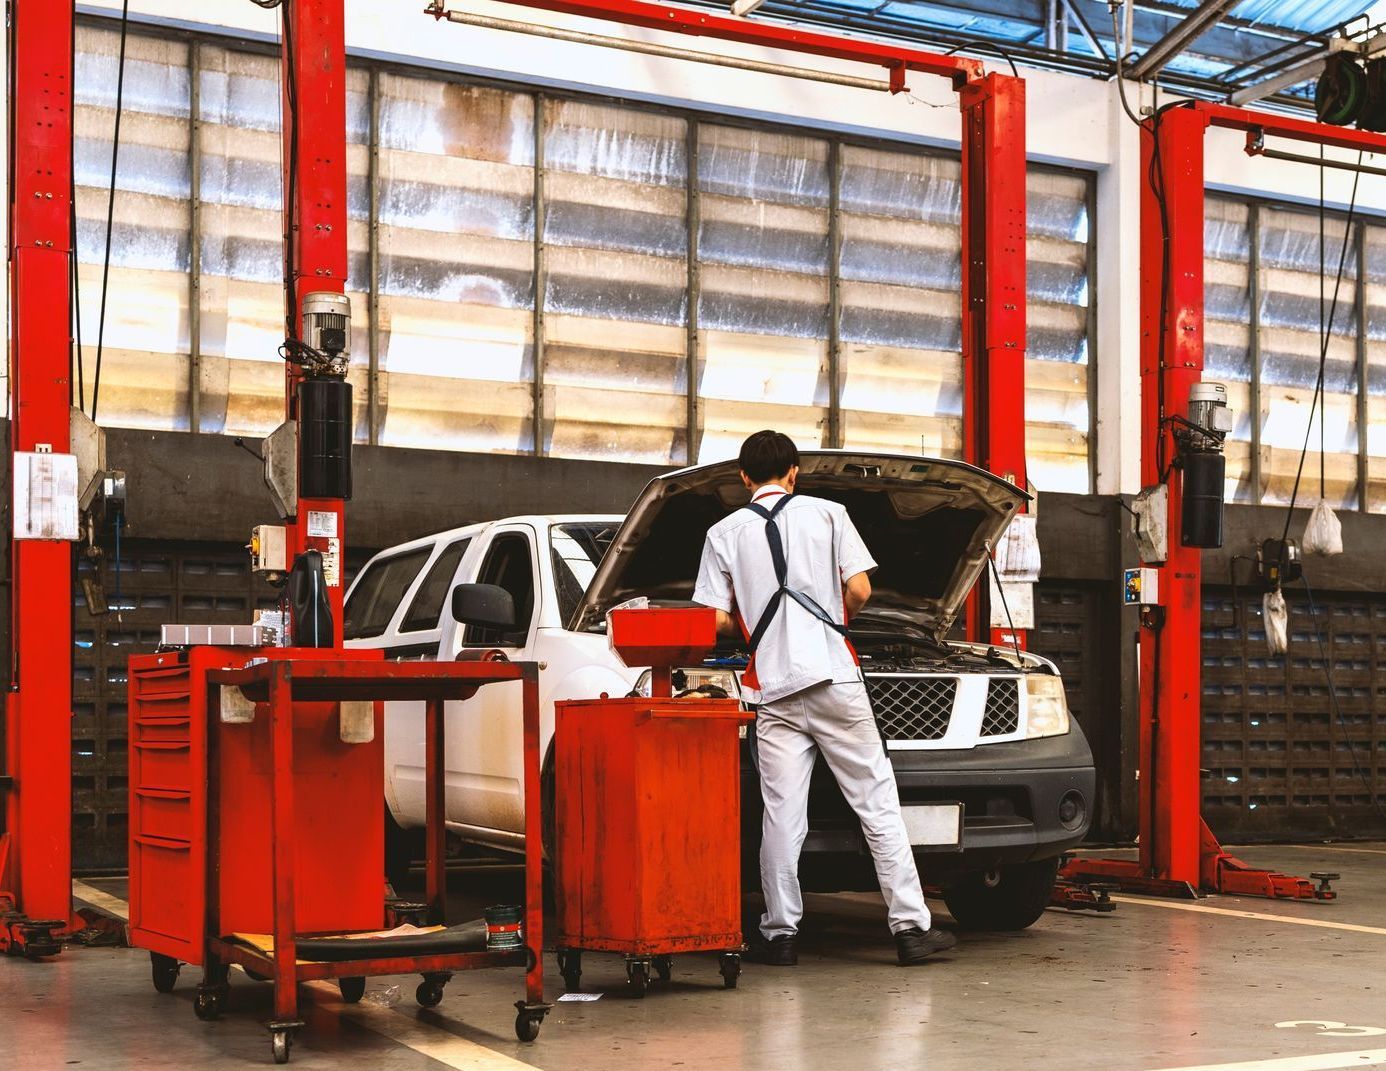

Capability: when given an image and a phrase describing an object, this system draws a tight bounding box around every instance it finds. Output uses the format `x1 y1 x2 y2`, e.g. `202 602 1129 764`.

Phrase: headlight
1025 674 1070 738
630 667 741 699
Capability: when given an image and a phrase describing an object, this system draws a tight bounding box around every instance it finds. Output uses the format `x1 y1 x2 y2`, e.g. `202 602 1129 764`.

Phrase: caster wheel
151 952 180 994
416 979 445 1008
557 949 582 991
338 976 366 1004
514 1012 542 1042
719 952 741 990
653 955 672 983
271 1030 292 1065
626 959 650 998
193 989 224 1021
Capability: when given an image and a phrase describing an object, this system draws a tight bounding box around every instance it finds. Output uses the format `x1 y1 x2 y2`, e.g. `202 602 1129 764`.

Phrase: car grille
866 676 957 741
982 678 1021 736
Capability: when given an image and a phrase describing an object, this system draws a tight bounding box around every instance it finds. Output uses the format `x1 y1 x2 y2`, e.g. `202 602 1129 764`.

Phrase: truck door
448 525 539 839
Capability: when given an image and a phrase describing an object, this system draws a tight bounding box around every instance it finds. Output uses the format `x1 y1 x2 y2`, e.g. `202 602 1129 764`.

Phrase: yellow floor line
1146 1048 1386 1071
1247 844 1386 856
72 879 130 921
73 883 540 1071
1111 895 1386 936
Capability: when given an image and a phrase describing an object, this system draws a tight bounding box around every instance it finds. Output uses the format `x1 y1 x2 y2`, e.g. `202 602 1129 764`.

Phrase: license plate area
901 802 963 851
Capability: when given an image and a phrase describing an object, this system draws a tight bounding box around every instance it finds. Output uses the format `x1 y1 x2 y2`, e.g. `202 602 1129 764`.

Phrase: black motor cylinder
1182 450 1225 549
299 377 352 500
287 550 334 648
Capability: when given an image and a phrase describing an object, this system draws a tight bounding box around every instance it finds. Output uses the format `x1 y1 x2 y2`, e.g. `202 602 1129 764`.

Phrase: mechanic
692 430 958 967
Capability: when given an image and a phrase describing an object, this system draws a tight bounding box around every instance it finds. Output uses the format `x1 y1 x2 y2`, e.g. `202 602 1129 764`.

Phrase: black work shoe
747 933 798 966
894 926 957 965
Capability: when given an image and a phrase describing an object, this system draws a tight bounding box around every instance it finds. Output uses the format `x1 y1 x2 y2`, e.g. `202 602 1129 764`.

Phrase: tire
385 804 424 893
942 857 1060 932
515 1013 542 1042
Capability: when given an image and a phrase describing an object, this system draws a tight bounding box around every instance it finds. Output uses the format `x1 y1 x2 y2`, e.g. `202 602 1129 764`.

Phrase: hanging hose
91 0 132 423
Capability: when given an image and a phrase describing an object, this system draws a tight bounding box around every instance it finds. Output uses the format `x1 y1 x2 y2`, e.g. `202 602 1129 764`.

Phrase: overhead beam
1125 0 1244 79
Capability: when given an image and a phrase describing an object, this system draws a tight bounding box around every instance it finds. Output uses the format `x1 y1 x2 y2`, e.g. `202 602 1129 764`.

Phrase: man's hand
844 571 872 621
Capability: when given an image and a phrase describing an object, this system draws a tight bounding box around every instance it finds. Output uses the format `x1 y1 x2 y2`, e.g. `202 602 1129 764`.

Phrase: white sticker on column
323 537 341 587
14 451 79 540
306 510 338 537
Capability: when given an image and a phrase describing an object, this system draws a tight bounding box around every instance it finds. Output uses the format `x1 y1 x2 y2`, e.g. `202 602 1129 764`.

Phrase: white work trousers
755 679 931 939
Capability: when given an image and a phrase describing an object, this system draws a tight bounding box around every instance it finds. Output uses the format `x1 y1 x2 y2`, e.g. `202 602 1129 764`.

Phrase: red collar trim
752 487 789 503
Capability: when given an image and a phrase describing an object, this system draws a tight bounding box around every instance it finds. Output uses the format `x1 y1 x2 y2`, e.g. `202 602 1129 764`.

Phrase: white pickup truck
346 451 1095 931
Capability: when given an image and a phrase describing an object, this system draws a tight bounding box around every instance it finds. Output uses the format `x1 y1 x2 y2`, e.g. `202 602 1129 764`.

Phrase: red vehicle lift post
1 1 77 956
280 0 350 630
1063 101 1386 901
424 0 1028 647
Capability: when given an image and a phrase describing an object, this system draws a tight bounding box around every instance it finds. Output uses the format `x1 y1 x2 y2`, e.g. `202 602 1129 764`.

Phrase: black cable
1275 152 1362 576
1300 577 1386 818
281 5 302 351
942 39 1020 78
91 0 132 424
1110 3 1142 127
1318 148 1326 499
70 0 84 412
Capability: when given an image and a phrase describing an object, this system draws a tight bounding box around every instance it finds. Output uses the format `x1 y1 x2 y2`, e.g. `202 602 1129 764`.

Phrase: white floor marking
74 883 541 1071
1145 1047 1386 1071
72 879 130 921
1111 895 1386 937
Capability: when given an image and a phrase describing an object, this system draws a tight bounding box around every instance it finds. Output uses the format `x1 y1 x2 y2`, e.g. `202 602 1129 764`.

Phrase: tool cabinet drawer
132 741 192 791
134 789 191 842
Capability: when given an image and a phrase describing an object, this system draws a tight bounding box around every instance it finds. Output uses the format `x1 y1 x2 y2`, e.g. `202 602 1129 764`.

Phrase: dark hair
739 430 799 484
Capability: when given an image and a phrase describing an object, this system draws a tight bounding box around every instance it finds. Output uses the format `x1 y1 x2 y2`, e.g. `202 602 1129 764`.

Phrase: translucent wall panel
343 68 372 442
1364 224 1386 512
197 44 284 435
696 125 830 462
838 146 962 458
1258 206 1359 509
1205 197 1254 503
377 77 534 452
542 101 687 463
74 27 191 430
1026 170 1092 493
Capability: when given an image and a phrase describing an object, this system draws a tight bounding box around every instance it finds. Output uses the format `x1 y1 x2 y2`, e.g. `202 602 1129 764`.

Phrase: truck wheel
942 857 1060 932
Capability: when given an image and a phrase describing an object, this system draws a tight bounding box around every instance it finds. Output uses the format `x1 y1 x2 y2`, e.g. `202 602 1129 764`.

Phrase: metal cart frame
194 658 548 1062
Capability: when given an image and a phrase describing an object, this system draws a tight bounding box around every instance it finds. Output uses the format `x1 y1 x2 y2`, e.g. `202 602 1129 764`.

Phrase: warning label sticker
307 510 338 538
323 538 341 587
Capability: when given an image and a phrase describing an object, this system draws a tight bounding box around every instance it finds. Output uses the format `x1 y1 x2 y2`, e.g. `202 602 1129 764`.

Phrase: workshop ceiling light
730 0 767 16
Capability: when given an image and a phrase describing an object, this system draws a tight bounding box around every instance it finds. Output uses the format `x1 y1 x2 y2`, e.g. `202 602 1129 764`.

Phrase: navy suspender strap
743 494 850 654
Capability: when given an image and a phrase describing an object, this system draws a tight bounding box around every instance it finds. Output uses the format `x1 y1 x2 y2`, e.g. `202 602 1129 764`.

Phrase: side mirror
452 583 516 630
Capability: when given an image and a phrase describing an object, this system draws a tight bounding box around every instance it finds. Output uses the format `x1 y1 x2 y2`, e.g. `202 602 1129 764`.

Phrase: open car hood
571 451 1031 641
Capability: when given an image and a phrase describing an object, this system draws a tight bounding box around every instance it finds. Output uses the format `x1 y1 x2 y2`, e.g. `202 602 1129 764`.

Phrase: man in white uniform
693 430 957 966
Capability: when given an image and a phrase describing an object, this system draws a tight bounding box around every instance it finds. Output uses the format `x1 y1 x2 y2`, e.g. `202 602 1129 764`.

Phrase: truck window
343 547 431 640
465 533 534 647
550 523 617 628
400 539 471 633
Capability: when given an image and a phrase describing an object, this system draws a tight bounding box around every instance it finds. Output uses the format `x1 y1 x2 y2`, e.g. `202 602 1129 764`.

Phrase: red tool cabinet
129 646 384 966
554 607 753 996
129 649 549 1062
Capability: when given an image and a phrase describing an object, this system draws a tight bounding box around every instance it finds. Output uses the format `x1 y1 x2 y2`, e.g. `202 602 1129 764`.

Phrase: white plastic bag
1302 498 1343 557
1263 589 1288 657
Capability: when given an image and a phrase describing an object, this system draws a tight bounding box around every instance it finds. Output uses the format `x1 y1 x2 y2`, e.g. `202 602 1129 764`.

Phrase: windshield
551 522 620 628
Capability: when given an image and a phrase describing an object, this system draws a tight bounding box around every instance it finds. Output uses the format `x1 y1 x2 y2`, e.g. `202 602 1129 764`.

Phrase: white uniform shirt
692 486 877 705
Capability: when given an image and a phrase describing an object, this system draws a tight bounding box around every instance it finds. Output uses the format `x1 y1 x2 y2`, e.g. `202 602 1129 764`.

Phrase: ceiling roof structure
688 0 1384 109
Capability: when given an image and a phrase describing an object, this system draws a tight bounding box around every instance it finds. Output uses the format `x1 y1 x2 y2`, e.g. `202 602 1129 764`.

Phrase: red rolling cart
129 651 548 1063
554 608 754 996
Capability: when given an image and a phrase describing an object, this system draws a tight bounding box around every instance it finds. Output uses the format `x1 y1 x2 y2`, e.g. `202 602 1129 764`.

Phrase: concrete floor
5 843 1385 1071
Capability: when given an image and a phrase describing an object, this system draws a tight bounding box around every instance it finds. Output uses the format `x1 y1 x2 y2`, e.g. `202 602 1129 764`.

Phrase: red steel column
1137 106 1209 884
959 73 1028 647
5 2 75 920
280 0 349 635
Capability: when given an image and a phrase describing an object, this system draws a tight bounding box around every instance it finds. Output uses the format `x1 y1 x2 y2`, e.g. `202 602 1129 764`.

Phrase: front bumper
741 726 1096 888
